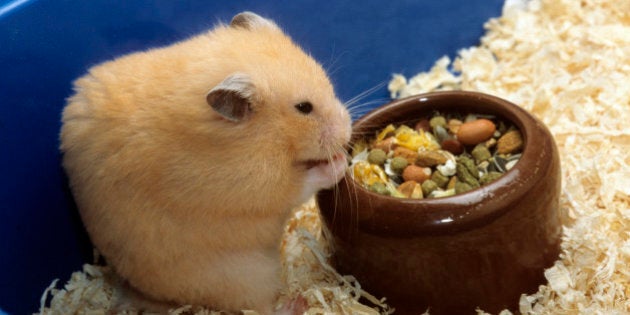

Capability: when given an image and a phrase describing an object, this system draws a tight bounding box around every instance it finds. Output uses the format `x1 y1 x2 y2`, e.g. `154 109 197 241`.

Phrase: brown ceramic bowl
317 91 564 315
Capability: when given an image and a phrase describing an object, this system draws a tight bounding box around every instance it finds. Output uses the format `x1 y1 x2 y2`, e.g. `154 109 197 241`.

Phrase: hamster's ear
230 11 278 30
206 73 255 122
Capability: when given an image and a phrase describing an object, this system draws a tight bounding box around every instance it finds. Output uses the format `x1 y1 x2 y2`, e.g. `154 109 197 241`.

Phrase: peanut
456 118 496 145
402 165 431 183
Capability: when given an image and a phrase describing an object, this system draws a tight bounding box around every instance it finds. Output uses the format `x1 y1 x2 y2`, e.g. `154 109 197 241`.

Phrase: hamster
60 11 351 314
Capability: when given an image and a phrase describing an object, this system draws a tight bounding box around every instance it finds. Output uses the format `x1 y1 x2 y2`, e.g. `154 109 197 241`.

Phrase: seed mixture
38 0 629 314
350 113 523 199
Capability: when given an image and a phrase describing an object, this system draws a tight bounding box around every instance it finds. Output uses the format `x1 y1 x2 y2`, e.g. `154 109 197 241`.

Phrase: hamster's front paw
299 153 347 202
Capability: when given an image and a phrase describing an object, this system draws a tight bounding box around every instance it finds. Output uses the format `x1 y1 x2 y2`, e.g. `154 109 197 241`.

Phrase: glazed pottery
317 91 564 314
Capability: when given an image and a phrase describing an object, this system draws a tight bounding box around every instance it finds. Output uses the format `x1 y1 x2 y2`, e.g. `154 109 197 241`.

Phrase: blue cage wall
0 1 504 313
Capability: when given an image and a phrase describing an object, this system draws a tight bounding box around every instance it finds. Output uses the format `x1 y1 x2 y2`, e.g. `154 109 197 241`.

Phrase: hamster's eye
294 102 313 115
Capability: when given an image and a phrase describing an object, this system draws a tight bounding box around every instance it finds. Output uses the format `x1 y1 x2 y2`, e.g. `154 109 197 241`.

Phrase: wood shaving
38 0 629 314
390 0 630 313
37 200 392 315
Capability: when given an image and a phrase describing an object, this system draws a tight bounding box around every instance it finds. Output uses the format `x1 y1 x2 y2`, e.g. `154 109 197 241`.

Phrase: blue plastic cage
0 1 504 313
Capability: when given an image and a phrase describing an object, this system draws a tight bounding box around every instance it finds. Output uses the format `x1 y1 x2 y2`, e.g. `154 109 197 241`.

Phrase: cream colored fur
60 12 350 314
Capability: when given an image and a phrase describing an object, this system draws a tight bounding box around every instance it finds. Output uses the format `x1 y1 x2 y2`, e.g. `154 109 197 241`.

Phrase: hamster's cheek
297 153 347 202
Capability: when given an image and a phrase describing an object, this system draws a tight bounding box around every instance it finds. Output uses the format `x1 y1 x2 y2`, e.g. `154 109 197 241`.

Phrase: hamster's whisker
329 143 352 233
346 99 390 120
334 144 359 234
323 47 348 77
348 169 359 234
346 98 388 111
343 81 387 109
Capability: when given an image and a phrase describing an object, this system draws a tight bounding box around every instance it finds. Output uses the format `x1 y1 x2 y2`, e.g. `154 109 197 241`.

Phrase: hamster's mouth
303 159 329 169
301 153 347 170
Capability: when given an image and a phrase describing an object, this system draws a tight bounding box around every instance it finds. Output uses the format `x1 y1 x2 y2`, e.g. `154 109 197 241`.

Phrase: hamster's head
205 12 352 206
61 11 352 228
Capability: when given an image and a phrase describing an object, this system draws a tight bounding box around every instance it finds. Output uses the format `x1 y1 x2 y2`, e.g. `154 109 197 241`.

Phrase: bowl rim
325 90 556 235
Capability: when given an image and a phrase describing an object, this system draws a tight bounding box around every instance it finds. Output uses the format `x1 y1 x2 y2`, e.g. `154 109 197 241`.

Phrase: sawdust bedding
38 0 629 314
